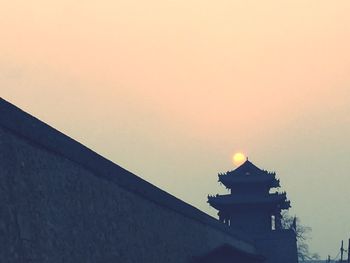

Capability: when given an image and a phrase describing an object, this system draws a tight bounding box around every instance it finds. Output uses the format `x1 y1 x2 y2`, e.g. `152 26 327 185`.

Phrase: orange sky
1 0 350 258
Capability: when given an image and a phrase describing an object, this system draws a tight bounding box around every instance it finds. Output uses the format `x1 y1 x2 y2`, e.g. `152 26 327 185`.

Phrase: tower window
271 215 276 230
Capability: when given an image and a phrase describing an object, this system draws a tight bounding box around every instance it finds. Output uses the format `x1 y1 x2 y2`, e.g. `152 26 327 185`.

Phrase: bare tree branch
281 211 320 261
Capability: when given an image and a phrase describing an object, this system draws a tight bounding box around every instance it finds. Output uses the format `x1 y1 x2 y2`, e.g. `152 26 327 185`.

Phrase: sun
233 152 246 166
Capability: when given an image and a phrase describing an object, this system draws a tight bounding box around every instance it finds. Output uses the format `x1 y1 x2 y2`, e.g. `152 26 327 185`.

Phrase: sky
1 0 350 258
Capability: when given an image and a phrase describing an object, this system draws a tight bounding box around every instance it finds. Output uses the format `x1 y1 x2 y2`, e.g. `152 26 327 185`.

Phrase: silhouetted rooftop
208 192 290 210
218 160 279 188
224 160 275 177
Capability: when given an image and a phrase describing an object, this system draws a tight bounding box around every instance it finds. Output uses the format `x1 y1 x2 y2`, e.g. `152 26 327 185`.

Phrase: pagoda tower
208 159 291 234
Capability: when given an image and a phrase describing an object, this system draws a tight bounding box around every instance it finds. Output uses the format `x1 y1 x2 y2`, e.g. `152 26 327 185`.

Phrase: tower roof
208 192 291 210
226 160 274 177
218 160 280 188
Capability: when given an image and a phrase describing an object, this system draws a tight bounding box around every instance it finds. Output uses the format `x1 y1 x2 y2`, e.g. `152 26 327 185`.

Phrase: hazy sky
1 0 350 258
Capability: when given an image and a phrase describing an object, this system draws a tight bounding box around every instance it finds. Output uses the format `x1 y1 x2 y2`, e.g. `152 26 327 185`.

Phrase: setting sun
233 153 246 166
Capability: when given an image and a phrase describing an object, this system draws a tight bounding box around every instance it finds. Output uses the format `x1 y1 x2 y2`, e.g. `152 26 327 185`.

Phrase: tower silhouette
208 159 291 235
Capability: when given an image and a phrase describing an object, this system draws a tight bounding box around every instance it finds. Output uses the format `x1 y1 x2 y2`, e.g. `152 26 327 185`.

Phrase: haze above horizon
1 0 350 258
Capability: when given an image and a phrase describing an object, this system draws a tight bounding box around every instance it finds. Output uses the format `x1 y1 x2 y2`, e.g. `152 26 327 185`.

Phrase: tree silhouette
281 211 320 261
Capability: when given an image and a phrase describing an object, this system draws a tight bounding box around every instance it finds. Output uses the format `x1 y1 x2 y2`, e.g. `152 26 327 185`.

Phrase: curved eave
208 201 291 211
221 160 276 178
224 170 275 177
208 194 291 211
218 176 280 189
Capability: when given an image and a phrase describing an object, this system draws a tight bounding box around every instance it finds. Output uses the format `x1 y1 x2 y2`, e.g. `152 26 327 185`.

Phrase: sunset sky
1 0 350 258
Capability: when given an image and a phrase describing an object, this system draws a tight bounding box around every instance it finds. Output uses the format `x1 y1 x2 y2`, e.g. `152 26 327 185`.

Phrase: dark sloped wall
0 99 257 263
255 230 298 263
